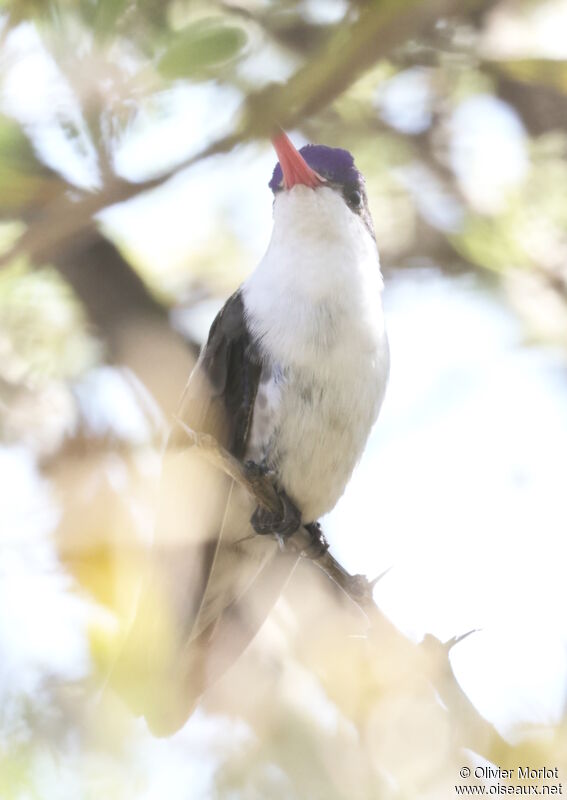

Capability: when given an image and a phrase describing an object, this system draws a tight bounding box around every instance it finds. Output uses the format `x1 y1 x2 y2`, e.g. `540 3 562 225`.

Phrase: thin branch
0 0 469 270
173 417 515 763
0 133 239 269
173 417 374 602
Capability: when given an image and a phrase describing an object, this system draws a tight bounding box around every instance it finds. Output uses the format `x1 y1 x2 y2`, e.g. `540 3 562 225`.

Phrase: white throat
243 185 385 367
241 184 389 521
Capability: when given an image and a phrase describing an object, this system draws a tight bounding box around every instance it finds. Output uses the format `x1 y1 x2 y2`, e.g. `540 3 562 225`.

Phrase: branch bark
173 417 515 764
0 0 472 271
173 418 376 603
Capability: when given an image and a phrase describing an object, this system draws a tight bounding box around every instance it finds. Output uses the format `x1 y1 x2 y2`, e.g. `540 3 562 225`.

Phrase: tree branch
0 0 471 271
173 417 375 603
173 417 515 764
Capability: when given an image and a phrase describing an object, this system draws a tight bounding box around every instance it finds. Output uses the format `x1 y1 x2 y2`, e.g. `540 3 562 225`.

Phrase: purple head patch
269 144 361 192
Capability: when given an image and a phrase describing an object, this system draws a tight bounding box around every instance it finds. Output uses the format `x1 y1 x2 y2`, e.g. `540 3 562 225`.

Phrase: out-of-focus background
1 0 567 797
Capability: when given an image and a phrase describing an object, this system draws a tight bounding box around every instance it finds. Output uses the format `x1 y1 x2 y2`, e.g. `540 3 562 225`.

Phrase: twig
0 133 240 269
0 0 469 270
173 417 375 604
173 417 517 764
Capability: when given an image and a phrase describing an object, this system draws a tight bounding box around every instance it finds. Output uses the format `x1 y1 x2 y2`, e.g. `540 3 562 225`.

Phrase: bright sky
325 270 567 736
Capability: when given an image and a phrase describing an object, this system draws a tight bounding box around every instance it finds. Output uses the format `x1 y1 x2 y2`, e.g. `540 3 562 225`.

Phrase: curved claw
302 521 329 559
250 487 301 538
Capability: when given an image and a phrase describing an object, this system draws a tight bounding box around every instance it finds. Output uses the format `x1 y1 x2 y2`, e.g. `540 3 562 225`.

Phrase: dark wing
173 289 262 458
116 291 298 735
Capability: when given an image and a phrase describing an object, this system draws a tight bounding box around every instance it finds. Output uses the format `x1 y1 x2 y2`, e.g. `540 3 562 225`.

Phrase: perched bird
118 132 389 735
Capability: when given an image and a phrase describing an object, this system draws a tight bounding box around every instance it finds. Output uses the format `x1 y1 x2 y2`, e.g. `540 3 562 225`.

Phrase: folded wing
115 292 298 735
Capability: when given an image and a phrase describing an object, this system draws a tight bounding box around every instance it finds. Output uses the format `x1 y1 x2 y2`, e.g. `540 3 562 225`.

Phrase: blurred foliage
0 260 99 382
158 17 249 79
0 115 58 212
1 0 567 797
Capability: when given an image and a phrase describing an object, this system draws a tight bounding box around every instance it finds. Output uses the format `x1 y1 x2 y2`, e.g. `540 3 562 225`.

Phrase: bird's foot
244 460 273 481
302 521 329 559
246 462 327 556
250 486 301 541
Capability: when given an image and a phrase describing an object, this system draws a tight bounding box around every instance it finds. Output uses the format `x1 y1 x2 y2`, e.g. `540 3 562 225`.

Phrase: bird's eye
347 189 362 209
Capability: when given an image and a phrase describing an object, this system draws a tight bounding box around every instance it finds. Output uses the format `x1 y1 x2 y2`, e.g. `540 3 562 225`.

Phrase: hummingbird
119 132 390 735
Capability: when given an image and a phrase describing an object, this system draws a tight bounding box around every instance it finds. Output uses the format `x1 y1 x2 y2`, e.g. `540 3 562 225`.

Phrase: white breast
243 185 389 522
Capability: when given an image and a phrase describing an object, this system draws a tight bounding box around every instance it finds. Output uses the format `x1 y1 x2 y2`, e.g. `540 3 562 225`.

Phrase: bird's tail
110 470 298 736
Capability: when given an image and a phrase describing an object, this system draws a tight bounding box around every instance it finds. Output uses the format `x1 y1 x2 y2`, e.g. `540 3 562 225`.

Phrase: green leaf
158 18 247 79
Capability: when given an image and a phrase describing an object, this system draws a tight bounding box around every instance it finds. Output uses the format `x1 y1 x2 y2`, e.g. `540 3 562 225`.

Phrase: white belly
242 182 390 522
246 334 389 522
